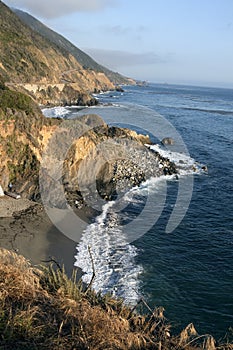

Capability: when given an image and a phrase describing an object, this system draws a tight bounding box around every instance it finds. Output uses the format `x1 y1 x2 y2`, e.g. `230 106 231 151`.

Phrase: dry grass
0 248 232 350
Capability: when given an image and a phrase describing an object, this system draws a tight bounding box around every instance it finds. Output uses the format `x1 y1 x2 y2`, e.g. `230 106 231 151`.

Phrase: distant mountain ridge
13 9 133 86
0 1 134 106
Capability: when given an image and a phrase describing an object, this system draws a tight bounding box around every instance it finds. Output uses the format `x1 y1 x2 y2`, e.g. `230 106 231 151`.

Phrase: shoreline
0 199 86 276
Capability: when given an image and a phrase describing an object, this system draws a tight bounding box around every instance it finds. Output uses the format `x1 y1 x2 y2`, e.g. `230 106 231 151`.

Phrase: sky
3 0 233 88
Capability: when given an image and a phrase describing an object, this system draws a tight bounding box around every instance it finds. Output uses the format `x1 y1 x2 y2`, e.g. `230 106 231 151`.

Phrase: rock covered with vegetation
0 77 177 205
0 77 59 196
13 8 135 87
0 1 133 107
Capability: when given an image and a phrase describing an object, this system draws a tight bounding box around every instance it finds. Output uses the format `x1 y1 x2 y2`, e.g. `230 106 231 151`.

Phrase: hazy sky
4 0 233 87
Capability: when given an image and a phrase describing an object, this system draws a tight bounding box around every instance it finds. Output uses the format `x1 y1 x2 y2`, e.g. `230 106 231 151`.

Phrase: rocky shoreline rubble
0 87 178 219
38 114 179 211
94 142 177 202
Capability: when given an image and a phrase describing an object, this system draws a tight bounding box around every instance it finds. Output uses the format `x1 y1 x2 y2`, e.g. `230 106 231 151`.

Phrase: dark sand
0 197 90 276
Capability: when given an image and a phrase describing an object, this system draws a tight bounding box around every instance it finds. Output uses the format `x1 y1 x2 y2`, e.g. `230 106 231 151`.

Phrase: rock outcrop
0 81 177 209
161 137 175 146
40 115 177 209
10 83 99 107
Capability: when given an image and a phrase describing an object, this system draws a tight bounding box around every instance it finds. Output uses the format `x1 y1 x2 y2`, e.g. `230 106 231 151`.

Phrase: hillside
0 1 120 106
0 83 231 347
0 76 179 215
0 78 60 196
0 248 228 350
13 8 134 86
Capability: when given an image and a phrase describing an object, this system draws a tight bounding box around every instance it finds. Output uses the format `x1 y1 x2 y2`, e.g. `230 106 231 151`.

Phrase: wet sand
0 197 89 276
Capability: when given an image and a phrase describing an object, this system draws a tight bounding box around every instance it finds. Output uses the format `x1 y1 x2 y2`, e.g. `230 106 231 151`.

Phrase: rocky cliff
0 81 60 196
0 82 177 207
0 1 128 107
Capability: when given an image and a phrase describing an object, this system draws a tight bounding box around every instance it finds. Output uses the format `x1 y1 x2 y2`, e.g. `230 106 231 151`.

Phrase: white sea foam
147 144 205 175
42 106 70 118
42 105 87 119
74 144 204 304
88 103 123 109
75 200 143 304
74 175 173 304
74 174 179 305
125 174 175 199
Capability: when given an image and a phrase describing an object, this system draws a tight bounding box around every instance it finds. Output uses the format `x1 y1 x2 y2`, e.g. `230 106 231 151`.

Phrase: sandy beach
0 196 81 276
0 196 35 217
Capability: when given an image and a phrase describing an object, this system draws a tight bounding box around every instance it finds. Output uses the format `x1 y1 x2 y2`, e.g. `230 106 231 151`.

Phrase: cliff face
0 84 177 205
9 82 100 107
0 84 60 196
62 121 176 206
0 1 116 106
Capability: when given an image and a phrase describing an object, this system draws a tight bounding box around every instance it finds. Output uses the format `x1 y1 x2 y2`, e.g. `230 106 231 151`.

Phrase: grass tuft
0 248 232 350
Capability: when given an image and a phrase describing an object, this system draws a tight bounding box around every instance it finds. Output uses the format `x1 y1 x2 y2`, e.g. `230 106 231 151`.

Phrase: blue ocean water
43 83 233 338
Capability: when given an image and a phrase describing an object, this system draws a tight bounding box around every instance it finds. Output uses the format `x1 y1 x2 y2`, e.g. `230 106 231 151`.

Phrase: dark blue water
44 84 233 338
95 84 233 338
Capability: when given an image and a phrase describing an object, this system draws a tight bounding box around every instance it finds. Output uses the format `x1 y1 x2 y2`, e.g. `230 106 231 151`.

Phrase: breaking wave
74 200 143 304
74 144 203 304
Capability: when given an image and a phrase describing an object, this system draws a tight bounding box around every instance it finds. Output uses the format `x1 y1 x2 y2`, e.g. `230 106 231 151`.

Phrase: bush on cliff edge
0 248 232 350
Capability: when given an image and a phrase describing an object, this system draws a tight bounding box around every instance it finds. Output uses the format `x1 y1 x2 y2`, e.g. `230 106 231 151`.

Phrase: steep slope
13 8 135 86
0 248 222 350
0 79 60 196
0 1 115 105
0 79 176 205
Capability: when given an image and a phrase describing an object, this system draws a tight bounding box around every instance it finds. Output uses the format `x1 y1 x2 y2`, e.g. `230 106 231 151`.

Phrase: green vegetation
14 8 131 85
0 75 7 90
0 78 60 195
0 89 34 114
0 78 38 116
0 249 232 350
0 79 59 128
7 143 39 183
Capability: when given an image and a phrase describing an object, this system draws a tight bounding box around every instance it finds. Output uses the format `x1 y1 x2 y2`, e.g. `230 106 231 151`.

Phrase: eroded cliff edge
0 83 177 210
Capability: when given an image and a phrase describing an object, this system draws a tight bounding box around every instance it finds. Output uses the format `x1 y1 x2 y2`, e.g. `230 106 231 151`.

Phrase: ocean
43 83 233 338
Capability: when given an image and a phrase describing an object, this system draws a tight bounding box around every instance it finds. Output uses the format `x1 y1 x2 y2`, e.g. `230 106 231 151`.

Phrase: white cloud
84 48 168 70
99 25 148 37
4 0 116 18
104 25 131 36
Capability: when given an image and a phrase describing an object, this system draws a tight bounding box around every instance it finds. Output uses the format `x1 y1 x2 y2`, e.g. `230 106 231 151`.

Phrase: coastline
0 85 232 342
0 200 83 276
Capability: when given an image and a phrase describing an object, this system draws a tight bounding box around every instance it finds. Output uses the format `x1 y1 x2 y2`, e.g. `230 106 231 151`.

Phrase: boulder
161 137 175 146
115 86 124 92
202 165 208 172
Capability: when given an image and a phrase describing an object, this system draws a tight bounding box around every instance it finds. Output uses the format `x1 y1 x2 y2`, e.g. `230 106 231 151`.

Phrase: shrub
0 89 34 114
0 249 232 350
